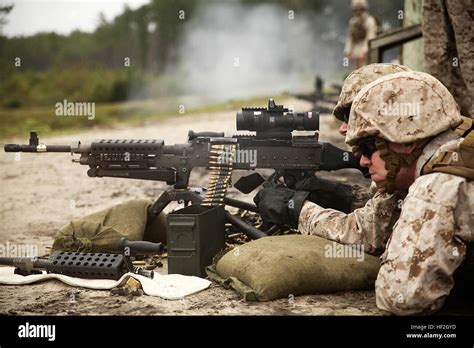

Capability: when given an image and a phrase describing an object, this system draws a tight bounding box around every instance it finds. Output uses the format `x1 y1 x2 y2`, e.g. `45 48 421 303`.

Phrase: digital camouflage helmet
333 63 412 122
346 71 463 193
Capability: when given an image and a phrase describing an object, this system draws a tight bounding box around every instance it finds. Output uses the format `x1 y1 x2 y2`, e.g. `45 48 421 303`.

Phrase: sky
0 0 150 37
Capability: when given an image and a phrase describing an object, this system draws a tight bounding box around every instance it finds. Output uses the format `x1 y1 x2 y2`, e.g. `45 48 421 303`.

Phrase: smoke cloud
176 2 346 103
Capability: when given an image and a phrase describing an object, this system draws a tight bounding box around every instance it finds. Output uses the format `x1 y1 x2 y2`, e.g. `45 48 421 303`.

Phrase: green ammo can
166 204 225 277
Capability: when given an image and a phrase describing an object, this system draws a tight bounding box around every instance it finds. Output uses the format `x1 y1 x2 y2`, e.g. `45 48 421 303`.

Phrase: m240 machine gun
5 99 366 240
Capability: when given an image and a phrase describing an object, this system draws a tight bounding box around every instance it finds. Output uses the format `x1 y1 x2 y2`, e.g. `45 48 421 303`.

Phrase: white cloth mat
0 267 211 300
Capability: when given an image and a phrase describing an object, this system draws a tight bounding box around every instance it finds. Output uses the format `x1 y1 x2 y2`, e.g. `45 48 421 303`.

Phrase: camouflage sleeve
375 173 473 315
350 182 376 211
298 191 401 255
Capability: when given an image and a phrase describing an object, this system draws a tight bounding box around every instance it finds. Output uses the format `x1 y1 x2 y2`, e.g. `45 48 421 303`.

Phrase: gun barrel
4 144 71 152
4 131 72 153
0 257 16 266
0 256 51 270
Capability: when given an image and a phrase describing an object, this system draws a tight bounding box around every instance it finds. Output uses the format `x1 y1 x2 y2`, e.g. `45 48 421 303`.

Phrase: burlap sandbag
52 199 167 253
207 234 380 301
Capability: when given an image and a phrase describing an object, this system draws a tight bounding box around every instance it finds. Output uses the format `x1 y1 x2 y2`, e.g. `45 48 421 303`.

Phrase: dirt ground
0 97 388 315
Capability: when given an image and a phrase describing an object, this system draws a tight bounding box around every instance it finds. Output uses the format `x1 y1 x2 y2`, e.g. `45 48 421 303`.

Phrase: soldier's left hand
253 187 309 228
295 176 354 213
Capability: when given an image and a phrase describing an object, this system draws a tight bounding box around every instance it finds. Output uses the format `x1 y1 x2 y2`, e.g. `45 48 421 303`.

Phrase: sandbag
52 199 167 253
207 234 380 301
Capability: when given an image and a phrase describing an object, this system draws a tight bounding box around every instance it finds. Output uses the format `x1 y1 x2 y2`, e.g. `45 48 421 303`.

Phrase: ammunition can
166 204 225 277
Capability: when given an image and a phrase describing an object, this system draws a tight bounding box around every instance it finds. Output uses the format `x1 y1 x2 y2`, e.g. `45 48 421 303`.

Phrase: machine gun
5 99 366 239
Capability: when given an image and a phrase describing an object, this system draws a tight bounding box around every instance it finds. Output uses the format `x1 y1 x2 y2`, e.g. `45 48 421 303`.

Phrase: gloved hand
253 186 309 228
294 176 354 213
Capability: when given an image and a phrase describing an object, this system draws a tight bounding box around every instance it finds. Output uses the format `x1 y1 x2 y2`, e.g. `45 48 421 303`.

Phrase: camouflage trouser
423 0 474 119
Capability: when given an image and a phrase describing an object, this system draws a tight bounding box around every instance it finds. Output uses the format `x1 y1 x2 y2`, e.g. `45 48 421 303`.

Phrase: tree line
0 0 402 107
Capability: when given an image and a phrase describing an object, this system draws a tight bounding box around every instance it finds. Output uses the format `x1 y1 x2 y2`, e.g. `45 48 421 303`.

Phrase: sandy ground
0 98 386 315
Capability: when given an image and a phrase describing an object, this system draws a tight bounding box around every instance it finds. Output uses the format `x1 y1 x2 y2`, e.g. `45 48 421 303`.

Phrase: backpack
350 16 368 43
422 117 474 180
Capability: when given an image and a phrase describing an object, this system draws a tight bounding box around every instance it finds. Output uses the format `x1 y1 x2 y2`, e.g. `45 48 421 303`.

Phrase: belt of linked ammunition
202 144 236 206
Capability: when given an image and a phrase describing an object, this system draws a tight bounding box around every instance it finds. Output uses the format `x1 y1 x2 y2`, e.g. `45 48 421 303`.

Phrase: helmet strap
374 138 423 194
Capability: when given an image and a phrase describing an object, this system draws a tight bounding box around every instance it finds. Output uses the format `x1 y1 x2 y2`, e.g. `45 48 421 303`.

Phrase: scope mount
241 99 289 114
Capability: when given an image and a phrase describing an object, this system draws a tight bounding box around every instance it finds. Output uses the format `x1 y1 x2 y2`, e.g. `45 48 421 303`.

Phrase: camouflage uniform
299 191 404 255
423 0 474 118
298 63 415 255
334 63 413 211
344 71 472 315
350 182 377 211
375 132 473 315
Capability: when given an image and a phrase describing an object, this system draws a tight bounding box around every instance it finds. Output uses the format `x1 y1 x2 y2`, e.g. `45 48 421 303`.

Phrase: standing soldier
344 0 378 69
423 0 474 119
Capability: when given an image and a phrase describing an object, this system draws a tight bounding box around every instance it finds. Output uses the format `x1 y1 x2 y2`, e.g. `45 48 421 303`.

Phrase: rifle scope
236 99 319 132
